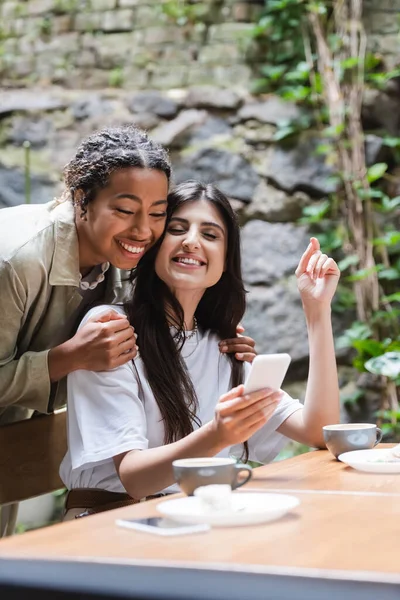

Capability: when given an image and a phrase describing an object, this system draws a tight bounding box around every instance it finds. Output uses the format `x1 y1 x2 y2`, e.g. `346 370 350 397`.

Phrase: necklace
185 317 198 341
79 262 110 291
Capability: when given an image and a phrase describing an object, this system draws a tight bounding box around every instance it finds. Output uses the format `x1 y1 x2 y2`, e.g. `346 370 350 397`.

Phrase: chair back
0 410 67 505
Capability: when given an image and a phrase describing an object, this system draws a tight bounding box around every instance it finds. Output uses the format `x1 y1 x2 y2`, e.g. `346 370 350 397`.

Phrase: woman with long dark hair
61 181 340 519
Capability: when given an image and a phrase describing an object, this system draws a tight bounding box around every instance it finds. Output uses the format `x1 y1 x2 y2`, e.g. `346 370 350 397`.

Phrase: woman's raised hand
295 237 340 309
211 384 281 447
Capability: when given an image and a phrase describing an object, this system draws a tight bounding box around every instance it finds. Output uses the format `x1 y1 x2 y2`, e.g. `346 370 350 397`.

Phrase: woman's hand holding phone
211 384 282 447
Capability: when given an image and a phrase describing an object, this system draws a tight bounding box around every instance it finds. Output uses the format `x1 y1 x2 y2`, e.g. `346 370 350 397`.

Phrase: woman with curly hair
0 127 252 427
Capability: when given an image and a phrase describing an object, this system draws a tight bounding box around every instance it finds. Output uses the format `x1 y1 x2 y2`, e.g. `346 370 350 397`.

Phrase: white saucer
157 492 300 527
338 449 400 473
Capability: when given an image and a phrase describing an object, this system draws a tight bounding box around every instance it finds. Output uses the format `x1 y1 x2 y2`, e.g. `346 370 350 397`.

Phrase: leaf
378 268 400 281
382 137 400 148
383 293 400 303
373 231 400 247
353 339 385 357
367 162 388 183
382 196 400 212
346 266 379 282
298 199 330 223
337 254 359 271
365 352 400 379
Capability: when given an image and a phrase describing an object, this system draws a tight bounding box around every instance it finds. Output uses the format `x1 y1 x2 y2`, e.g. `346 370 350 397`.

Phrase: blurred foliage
249 0 400 438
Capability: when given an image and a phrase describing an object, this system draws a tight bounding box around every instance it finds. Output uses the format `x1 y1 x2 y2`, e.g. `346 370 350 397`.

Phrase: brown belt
65 488 164 518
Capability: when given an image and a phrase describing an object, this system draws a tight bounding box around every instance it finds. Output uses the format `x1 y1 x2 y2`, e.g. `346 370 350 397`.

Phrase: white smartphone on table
244 353 291 394
116 517 210 536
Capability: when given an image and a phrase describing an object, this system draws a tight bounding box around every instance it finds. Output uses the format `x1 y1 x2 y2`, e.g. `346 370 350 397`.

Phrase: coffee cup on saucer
172 457 252 496
323 423 383 459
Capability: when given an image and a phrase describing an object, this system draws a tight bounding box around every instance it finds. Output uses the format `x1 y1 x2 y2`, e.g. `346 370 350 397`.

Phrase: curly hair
62 126 171 217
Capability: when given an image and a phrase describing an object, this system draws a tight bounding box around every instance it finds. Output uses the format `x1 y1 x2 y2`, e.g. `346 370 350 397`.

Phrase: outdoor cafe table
1 446 400 583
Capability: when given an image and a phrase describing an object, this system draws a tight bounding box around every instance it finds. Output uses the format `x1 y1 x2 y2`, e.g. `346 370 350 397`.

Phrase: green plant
161 0 210 27
108 67 124 88
249 0 400 436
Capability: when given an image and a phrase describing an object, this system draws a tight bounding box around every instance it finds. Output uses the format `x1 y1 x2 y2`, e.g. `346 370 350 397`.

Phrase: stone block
213 64 252 87
186 65 216 86
75 12 102 31
185 85 241 109
126 91 178 118
243 280 309 361
242 180 310 223
161 45 197 64
26 0 54 15
238 96 302 125
121 67 149 90
130 48 161 68
370 12 400 34
91 32 140 69
1 2 20 19
52 14 74 34
174 147 259 202
242 220 309 285
150 65 189 89
34 32 79 55
94 0 117 9
75 49 97 68
144 26 185 45
119 0 139 5
208 22 253 43
198 43 241 65
101 9 134 32
264 133 336 197
151 109 206 147
133 5 161 27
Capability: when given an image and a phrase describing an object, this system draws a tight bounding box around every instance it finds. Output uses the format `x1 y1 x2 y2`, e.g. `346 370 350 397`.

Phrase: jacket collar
49 200 82 287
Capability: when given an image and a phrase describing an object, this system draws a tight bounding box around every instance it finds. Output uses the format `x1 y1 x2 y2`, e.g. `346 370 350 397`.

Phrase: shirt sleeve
67 360 149 472
0 260 51 413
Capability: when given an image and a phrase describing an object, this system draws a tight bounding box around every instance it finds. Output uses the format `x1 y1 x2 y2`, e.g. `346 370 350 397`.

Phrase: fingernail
236 353 243 359
220 345 228 352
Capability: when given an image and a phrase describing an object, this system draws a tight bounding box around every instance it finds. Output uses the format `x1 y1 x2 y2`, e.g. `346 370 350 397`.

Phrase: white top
60 305 303 494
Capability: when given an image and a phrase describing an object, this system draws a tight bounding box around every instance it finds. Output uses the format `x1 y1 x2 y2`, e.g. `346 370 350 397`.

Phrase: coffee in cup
323 423 383 459
172 457 252 496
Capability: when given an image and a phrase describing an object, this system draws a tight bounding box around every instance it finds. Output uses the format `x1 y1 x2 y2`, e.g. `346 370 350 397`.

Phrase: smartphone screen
130 518 191 529
116 517 210 536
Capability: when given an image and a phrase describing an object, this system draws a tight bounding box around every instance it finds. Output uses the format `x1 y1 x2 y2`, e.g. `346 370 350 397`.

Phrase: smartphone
244 353 291 394
115 517 210 536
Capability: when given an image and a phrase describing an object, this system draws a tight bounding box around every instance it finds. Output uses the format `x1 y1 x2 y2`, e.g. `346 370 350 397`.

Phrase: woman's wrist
201 420 228 455
302 302 332 324
48 339 81 382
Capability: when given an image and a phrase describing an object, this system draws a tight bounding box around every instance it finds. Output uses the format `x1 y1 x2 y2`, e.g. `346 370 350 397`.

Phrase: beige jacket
0 200 130 425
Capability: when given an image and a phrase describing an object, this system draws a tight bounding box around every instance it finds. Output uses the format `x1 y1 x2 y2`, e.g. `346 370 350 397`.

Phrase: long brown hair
125 181 246 448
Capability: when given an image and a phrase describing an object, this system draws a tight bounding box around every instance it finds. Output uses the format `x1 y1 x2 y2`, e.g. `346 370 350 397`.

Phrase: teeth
119 241 144 255
176 257 202 266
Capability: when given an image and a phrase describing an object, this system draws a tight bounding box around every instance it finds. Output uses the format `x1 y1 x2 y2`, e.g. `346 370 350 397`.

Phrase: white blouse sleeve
67 361 148 472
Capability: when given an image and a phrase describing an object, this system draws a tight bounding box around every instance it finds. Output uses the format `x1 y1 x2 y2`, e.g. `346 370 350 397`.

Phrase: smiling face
154 199 227 295
76 167 169 270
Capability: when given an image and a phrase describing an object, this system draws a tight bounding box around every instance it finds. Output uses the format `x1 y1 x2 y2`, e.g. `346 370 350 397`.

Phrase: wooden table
1 447 400 584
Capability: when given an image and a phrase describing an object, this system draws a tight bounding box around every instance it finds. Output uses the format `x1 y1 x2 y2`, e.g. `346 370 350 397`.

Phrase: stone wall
364 0 400 70
0 85 360 399
1 0 400 404
0 0 257 89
